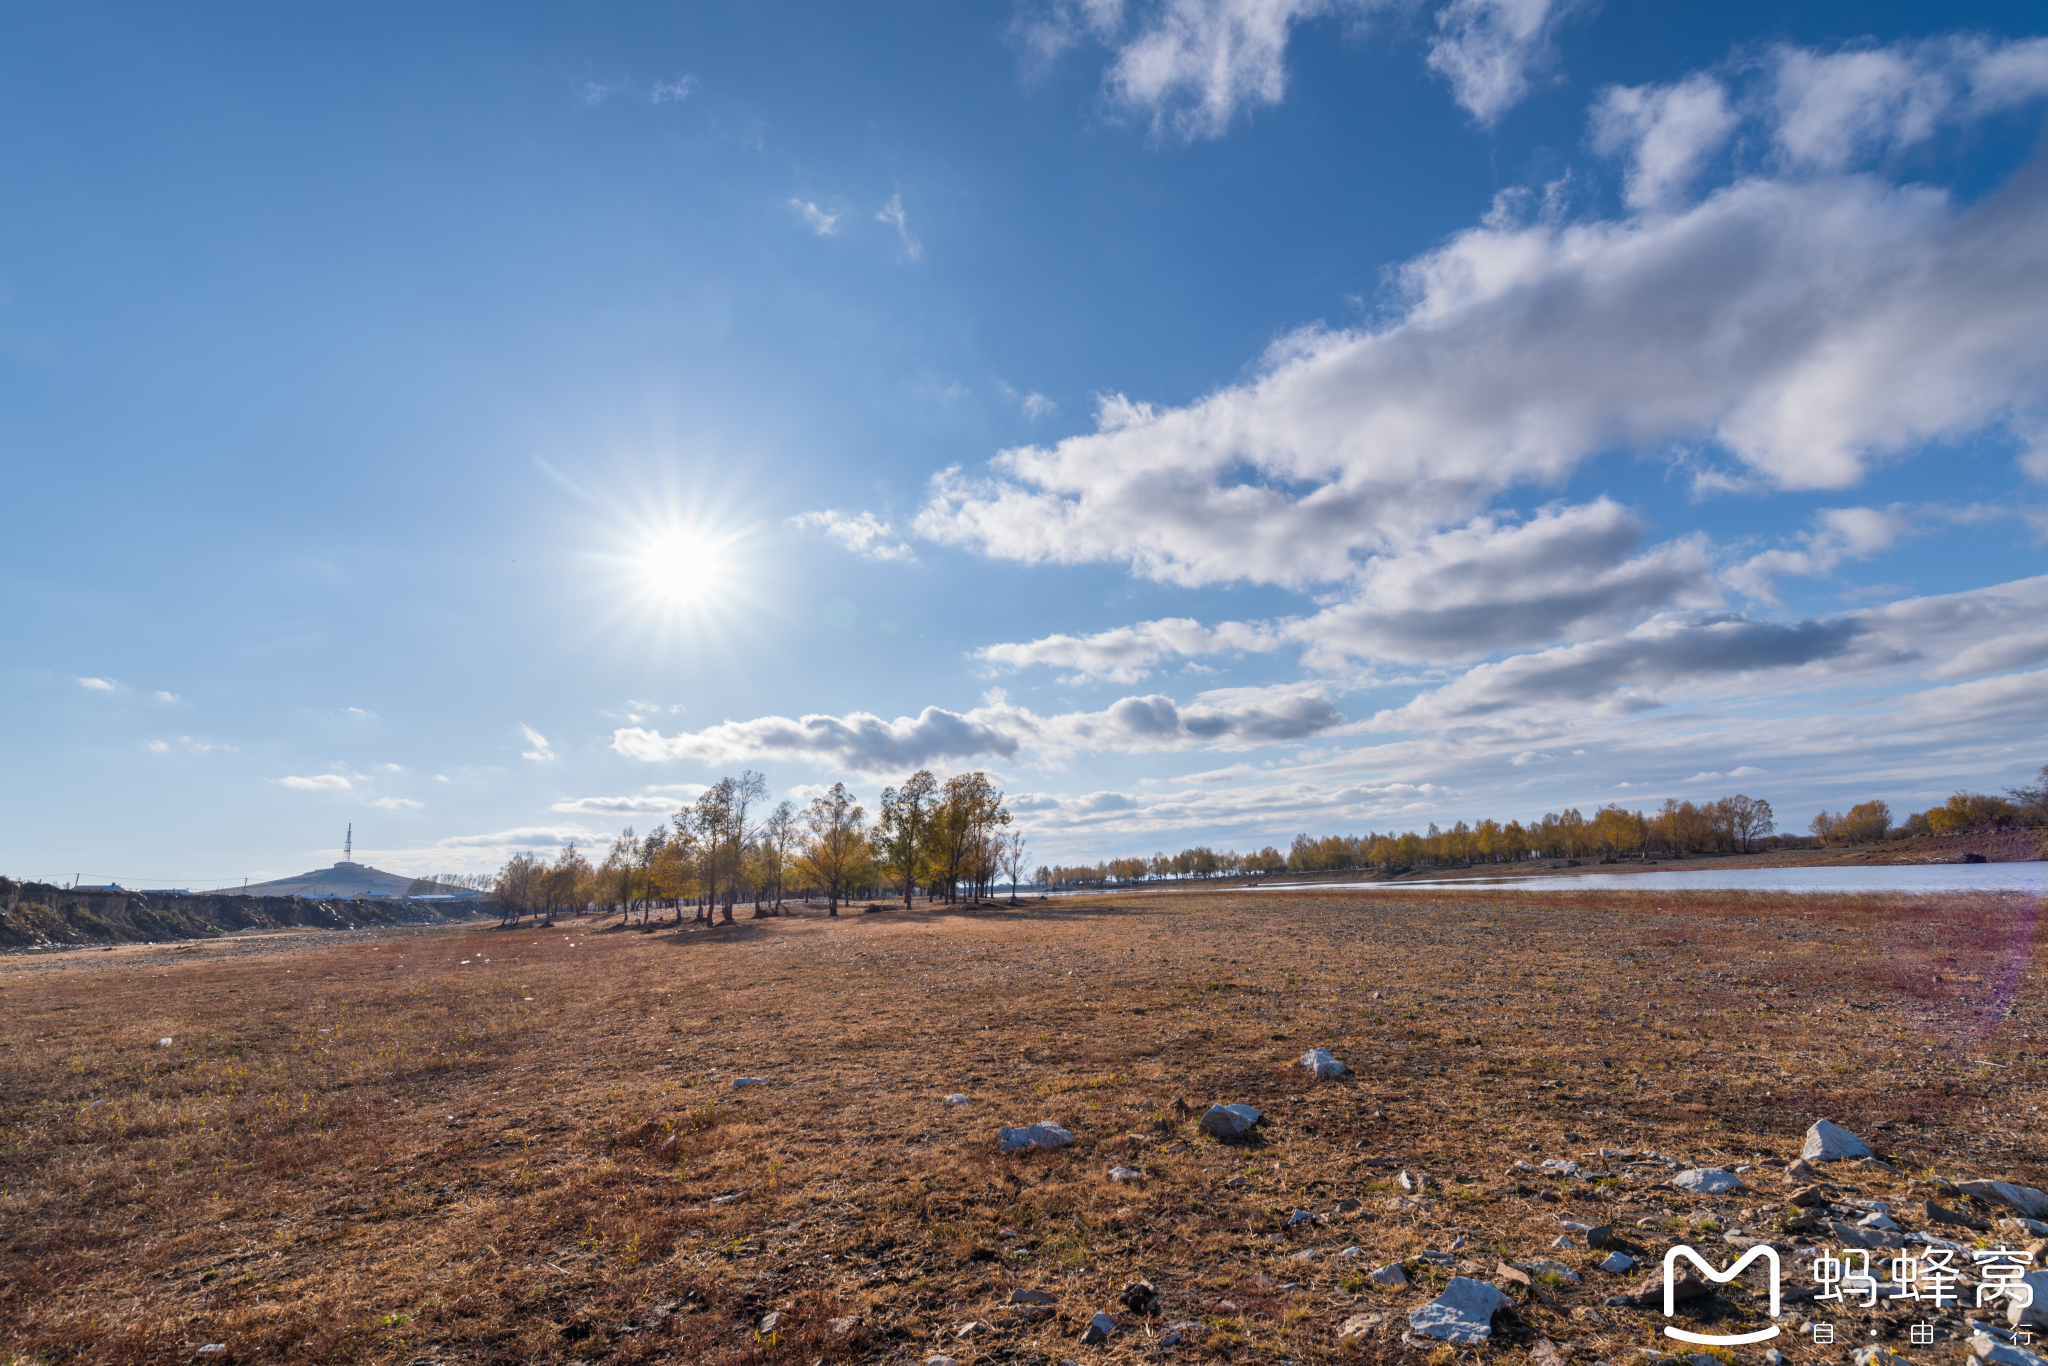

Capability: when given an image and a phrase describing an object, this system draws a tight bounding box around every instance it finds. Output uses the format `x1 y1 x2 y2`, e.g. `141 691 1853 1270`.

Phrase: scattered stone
1010 1289 1056 1305
195 1349 225 1358
1961 1181 2048 1223
1585 1223 1616 1248
1495 1263 1532 1288
1408 1277 1513 1344
1293 1249 1317 1262
1302 1047 1349 1079
759 1312 782 1333
1862 1156 1906 1175
1161 1321 1198 1348
955 1321 989 1339
997 1120 1075 1154
1341 1246 1363 1257
1288 1208 1319 1226
1629 1271 1711 1308
1785 1157 1819 1182
1599 1252 1635 1273
1109 1166 1144 1182
1336 1197 1361 1213
710 1190 747 1205
927 1356 960 1366
156 1037 174 1048
1524 1259 1581 1282
1122 1280 1160 1315
943 1093 970 1106
1543 1159 1584 1177
1199 1104 1262 1139
1803 1119 1873 1162
1531 1339 1570 1366
1369 1261 1409 1287
731 1076 769 1089
1551 1234 1575 1249
1765 1351 1787 1366
826 1316 859 1337
1672 1168 1742 1194
1825 1218 1906 1250
1788 1185 1830 1208
1224 1175 1248 1189
1080 1311 1117 1345
1858 1212 1902 1231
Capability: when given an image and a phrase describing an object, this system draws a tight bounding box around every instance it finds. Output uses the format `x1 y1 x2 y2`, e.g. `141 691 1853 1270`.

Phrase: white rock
1551 1235 1575 1249
1672 1168 1742 1194
1858 1212 1902 1231
156 1037 173 1048
1962 1181 2048 1222
998 1120 1075 1154
1199 1103 1262 1139
1408 1277 1513 1343
1293 1249 1317 1262
1802 1119 1873 1162
927 1357 961 1366
1599 1251 1635 1272
1337 1313 1383 1342
1108 1166 1144 1182
1302 1047 1349 1079
1976 1333 2048 1366
1081 1311 1117 1344
731 1076 769 1089
1523 1259 1580 1282
943 1093 970 1106
1765 1351 1788 1366
1541 1158 1583 1176
1340 1246 1363 1257
1288 1208 1320 1225
2006 1270 2048 1330
1369 1261 1409 1287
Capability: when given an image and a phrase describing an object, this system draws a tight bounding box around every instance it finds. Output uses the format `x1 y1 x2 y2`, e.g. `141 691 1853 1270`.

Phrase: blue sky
4 0 2047 885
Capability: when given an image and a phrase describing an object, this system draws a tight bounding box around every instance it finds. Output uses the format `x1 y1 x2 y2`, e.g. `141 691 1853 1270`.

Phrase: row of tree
488 769 1027 924
1813 766 2048 844
1037 794 1780 886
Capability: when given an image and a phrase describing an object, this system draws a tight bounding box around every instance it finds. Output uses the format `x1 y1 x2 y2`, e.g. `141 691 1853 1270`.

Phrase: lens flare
635 531 728 610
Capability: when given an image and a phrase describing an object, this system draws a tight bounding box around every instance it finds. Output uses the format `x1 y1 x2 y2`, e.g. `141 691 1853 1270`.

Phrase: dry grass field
3 888 2044 1366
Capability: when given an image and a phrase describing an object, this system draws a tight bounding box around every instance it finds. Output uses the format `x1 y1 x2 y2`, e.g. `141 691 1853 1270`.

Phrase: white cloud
790 199 839 236
651 75 698 104
152 690 179 702
1591 74 1737 210
611 681 1345 772
550 786 707 817
1022 391 1057 420
145 735 232 755
77 677 114 691
580 79 626 106
976 616 1282 683
1724 505 1911 601
788 509 918 562
280 774 352 791
371 797 423 810
1105 0 1346 140
876 192 923 261
519 724 556 762
1426 0 1575 124
1770 36 2048 172
433 825 598 852
919 143 2048 584
143 739 169 754
345 707 377 720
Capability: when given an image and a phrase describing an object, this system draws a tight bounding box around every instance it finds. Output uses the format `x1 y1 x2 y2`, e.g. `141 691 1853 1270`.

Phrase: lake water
1247 862 2045 895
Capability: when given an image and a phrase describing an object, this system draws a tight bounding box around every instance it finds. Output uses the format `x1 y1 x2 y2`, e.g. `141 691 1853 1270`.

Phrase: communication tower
345 823 353 861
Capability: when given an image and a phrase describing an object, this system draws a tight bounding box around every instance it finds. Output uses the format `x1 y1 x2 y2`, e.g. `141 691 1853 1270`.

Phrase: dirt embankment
0 879 490 951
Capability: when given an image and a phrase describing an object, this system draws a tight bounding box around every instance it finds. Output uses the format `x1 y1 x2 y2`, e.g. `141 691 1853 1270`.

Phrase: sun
635 532 729 609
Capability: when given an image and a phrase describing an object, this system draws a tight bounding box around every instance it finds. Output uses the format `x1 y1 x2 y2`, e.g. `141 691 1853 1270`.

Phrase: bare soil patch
3 889 2043 1364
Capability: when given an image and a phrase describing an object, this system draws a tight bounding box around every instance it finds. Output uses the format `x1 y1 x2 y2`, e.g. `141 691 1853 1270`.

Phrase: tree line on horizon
1034 769 2048 888
486 769 1025 925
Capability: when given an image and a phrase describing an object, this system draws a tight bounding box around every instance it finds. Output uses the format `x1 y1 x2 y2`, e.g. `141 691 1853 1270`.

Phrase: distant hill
227 861 418 898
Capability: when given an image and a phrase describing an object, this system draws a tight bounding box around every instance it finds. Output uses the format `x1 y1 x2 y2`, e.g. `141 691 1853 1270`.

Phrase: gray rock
1961 1181 2048 1222
955 1321 990 1339
1784 1157 1819 1182
1857 1212 1901 1231
1765 1351 1787 1366
1010 1288 1056 1305
927 1358 960 1366
1802 1119 1873 1162
1523 1259 1581 1282
1199 1103 1262 1139
1081 1311 1117 1344
1288 1208 1320 1225
1976 1334 2048 1366
1340 1246 1363 1257
997 1120 1075 1153
1161 1321 1199 1348
1369 1261 1409 1287
943 1093 970 1105
1671 1168 1742 1194
731 1076 769 1089
1599 1251 1635 1273
1824 1218 1906 1250
1108 1165 1144 1182
1338 1313 1386 1341
1409 1277 1513 1344
759 1312 782 1332
1302 1047 1349 1079
2007 1270 2048 1330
